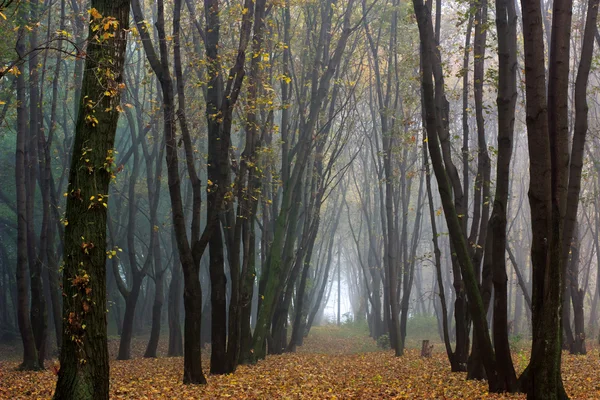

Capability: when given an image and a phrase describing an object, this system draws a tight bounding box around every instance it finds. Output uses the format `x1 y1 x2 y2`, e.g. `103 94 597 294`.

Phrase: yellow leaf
89 8 102 20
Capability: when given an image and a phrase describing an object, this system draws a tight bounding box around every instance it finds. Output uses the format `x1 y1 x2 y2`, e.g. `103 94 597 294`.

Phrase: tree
412 0 500 390
488 0 518 389
131 0 207 383
252 0 360 360
15 15 39 371
53 1 131 398
517 0 572 396
561 0 599 355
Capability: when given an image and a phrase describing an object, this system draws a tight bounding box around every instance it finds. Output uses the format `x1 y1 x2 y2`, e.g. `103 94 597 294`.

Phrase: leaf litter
1 327 600 399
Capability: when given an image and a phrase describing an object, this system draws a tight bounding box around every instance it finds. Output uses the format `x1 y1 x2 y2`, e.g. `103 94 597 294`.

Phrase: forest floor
1 325 600 399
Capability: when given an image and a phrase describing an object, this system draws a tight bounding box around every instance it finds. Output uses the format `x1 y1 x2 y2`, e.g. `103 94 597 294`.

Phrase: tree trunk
399 166 425 353
144 268 165 358
252 0 356 360
27 0 48 368
568 226 586 354
489 0 519 389
564 0 599 356
53 1 130 397
517 0 571 396
132 0 208 383
167 230 183 357
116 279 141 360
15 19 39 371
413 0 500 390
209 228 228 374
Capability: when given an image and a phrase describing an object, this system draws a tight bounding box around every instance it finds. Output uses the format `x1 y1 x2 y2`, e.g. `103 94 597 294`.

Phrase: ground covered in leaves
2 326 600 399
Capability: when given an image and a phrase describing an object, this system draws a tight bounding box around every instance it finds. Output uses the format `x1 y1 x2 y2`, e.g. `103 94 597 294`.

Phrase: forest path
1 325 599 398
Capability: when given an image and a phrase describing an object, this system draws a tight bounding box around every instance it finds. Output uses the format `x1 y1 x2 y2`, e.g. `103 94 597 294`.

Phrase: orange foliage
1 332 600 399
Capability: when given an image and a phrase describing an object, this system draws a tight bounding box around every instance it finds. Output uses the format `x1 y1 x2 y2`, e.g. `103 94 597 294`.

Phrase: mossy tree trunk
53 1 131 398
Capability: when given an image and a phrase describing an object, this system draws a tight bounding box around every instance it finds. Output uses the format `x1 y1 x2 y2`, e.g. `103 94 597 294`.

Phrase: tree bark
517 0 571 396
562 0 599 355
53 1 130 397
489 0 519 389
28 0 48 368
15 21 39 371
167 230 183 357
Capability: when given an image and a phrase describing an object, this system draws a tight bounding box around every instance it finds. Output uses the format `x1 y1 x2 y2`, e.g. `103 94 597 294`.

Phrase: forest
1 0 600 398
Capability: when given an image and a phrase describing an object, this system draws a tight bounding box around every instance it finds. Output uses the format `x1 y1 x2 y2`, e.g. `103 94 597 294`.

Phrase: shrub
377 334 390 349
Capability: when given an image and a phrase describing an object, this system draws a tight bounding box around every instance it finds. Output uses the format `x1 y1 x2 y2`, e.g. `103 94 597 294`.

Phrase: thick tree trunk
518 0 571 396
53 2 130 398
181 266 205 384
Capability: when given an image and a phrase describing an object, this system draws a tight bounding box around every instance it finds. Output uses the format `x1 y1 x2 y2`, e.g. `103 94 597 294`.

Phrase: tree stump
421 340 433 358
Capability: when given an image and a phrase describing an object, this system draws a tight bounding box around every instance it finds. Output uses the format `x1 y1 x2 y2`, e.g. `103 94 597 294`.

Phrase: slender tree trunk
399 166 424 354
252 0 356 359
132 0 207 383
28 0 48 368
15 23 39 371
563 0 599 355
209 228 227 373
167 230 183 357
489 0 519 389
44 0 67 352
568 225 586 354
424 119 453 370
467 0 492 380
413 0 500 390
116 274 143 360
144 267 165 358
